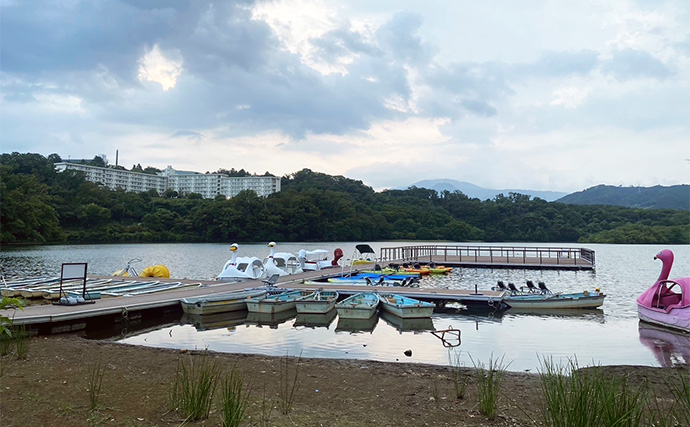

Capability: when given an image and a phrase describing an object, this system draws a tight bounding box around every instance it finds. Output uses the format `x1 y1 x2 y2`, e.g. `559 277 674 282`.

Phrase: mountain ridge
406 179 568 202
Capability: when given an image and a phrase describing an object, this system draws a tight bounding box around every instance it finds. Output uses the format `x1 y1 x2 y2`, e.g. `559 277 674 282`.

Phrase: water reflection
335 315 378 333
380 310 435 333
294 310 337 329
505 308 606 323
181 310 248 332
638 322 690 367
245 309 298 329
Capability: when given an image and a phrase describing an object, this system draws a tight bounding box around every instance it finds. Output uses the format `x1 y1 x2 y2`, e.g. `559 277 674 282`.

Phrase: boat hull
335 293 379 319
505 292 605 309
245 290 312 314
379 294 435 318
180 289 267 315
638 304 690 333
295 291 338 314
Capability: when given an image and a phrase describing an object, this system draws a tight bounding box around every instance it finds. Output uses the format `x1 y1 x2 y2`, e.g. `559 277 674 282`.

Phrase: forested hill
557 184 690 210
1 152 689 245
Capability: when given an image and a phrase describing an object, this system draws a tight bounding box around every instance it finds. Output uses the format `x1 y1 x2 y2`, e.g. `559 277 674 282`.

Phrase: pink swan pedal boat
637 249 690 333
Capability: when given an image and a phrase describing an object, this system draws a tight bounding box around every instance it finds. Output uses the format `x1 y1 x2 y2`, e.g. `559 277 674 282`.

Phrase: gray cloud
601 49 673 80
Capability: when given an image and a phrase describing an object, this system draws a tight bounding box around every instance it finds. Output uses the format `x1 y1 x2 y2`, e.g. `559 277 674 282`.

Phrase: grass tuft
539 357 647 427
169 356 220 421
218 366 251 427
278 351 302 415
449 351 468 399
87 360 106 411
470 353 508 419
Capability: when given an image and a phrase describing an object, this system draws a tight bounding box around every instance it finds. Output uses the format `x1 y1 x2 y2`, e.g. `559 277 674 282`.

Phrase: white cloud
137 44 183 91
550 86 592 108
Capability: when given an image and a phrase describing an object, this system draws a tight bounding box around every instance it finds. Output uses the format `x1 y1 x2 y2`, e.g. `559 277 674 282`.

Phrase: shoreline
1 334 687 426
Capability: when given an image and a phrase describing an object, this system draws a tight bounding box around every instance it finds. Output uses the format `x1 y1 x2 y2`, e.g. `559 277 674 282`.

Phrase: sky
1 0 689 193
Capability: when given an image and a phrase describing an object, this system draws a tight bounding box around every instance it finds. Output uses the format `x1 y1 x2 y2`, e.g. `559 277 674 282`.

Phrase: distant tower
115 150 119 167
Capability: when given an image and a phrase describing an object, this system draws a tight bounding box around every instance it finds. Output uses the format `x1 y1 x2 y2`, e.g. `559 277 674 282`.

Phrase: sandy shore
0 335 686 426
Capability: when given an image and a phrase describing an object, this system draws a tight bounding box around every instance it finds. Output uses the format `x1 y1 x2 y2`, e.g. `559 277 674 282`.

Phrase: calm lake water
2 242 689 372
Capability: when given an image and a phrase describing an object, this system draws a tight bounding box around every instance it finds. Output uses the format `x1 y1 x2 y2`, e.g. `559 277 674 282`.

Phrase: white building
55 163 281 198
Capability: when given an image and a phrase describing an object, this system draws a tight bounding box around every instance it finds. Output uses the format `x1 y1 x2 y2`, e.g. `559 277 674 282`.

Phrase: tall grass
218 366 251 427
470 353 508 419
278 351 302 415
539 357 647 427
664 371 690 426
169 356 220 421
12 324 29 360
449 351 468 399
0 332 12 356
88 361 106 411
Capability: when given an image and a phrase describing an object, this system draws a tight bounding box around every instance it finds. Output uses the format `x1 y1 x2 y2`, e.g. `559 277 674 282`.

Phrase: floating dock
2 244 594 328
2 271 503 327
379 245 595 270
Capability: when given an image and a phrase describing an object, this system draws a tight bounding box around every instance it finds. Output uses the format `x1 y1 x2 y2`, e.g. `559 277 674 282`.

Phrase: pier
379 244 595 270
2 244 596 328
3 268 504 327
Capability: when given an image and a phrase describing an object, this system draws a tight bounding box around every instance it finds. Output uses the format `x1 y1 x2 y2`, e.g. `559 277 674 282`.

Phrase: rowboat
335 292 379 319
378 293 435 318
180 288 268 315
295 290 339 314
245 290 313 314
505 290 606 309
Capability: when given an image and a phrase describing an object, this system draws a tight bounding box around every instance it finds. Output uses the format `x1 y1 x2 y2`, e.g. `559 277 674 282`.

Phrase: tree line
1 152 688 245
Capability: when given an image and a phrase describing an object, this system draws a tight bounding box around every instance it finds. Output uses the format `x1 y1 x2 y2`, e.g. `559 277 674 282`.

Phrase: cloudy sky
1 0 689 192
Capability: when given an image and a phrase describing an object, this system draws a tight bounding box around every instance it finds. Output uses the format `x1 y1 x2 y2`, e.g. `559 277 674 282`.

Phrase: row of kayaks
180 288 435 320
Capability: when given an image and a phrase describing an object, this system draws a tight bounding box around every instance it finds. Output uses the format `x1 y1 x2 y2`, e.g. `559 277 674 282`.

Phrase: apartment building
55 163 281 198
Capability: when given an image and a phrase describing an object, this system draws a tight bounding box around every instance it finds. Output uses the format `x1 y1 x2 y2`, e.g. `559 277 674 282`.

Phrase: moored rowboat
505 290 605 309
295 290 339 314
245 290 313 314
378 293 435 318
180 288 268 315
335 292 379 319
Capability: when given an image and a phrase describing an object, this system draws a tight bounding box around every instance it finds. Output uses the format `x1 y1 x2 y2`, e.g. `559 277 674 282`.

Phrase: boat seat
262 274 280 287
657 294 682 309
508 283 520 294
523 280 538 293
538 281 551 294
493 281 507 291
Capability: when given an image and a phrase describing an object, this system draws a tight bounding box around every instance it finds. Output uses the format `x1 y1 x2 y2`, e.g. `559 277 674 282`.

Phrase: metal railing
379 245 595 268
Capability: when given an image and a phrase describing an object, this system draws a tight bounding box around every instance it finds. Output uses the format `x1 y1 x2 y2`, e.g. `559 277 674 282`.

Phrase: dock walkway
3 267 503 326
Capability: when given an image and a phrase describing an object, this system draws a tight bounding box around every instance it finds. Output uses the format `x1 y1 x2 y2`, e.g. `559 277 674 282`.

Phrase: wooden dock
3 245 595 327
3 268 504 327
379 245 595 270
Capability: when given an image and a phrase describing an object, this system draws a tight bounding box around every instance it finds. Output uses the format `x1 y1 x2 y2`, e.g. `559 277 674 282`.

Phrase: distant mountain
406 179 568 202
556 184 690 210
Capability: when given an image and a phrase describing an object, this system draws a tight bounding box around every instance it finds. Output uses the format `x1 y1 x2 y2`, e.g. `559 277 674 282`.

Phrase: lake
2 242 689 372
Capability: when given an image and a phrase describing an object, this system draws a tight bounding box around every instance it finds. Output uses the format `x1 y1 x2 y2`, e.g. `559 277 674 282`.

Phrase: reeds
169 356 221 421
13 324 29 359
471 353 508 419
663 370 690 426
278 351 302 415
218 366 251 427
449 351 468 399
88 361 106 411
539 357 646 427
